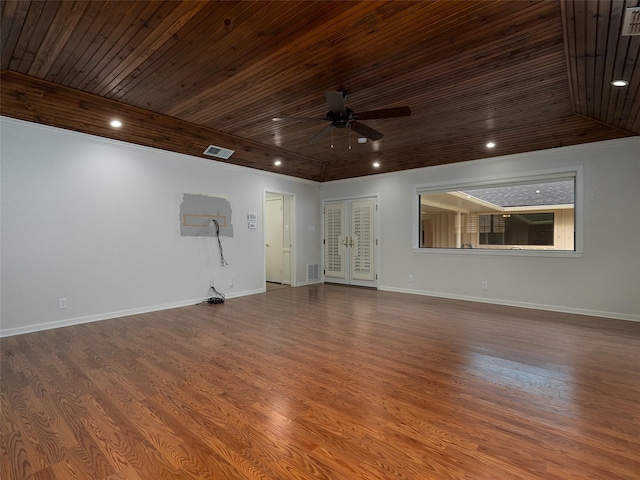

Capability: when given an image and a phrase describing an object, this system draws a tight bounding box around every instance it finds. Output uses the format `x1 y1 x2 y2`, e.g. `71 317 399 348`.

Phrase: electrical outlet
481 281 488 290
408 274 414 282
59 298 67 309
227 278 233 287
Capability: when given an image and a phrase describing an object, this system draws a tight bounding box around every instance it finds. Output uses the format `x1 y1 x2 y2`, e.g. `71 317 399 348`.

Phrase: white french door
323 197 377 287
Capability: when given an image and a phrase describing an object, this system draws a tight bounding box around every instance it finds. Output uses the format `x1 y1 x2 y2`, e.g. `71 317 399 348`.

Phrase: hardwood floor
265 282 290 292
2 284 639 479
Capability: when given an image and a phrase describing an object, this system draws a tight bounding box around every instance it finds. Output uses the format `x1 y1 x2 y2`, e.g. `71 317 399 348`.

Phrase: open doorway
265 192 294 290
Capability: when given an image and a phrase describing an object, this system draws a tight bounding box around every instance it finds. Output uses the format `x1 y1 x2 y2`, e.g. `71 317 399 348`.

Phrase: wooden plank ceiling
1 0 638 182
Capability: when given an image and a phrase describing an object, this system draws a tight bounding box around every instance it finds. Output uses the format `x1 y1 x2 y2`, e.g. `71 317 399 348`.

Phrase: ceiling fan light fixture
110 119 122 128
274 160 282 166
358 137 367 143
611 80 628 87
373 162 380 168
486 141 496 148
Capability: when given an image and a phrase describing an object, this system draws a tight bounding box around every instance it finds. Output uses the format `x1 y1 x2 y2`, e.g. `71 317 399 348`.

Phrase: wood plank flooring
2 284 639 479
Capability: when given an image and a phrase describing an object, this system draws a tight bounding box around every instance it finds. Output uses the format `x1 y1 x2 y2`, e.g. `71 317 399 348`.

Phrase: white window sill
412 248 583 259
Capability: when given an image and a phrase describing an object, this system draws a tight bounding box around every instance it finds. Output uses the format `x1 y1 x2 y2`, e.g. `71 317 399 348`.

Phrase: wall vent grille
307 264 319 281
203 145 235 159
622 7 640 36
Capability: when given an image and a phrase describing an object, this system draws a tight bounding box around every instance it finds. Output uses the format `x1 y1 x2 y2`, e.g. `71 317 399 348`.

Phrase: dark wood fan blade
272 116 325 121
309 124 333 144
325 91 347 115
350 121 383 141
356 106 411 120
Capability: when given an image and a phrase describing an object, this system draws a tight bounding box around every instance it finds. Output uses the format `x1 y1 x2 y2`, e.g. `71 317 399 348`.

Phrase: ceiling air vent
622 7 640 36
203 145 235 159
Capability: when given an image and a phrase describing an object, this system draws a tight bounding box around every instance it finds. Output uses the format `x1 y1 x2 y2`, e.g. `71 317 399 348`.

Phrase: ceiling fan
274 91 411 144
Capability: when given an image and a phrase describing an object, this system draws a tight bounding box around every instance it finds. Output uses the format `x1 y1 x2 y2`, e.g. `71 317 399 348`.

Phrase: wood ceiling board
201 2 561 129
0 72 324 181
163 2 389 122
1 1 637 182
564 0 640 132
318 115 630 181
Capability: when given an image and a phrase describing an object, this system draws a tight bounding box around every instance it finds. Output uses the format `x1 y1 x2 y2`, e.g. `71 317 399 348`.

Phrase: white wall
320 137 640 321
2 118 638 336
0 118 322 336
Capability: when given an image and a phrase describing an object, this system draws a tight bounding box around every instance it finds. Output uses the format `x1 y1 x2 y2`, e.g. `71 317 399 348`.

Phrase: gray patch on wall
179 193 233 237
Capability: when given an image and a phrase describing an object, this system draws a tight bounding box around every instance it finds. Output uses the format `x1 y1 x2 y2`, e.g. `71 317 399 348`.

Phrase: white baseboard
378 286 640 323
0 289 263 338
294 279 323 287
4 285 636 338
225 288 265 298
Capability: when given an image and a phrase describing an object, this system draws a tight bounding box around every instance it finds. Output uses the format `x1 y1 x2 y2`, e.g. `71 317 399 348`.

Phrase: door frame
264 190 296 288
322 193 380 288
265 196 284 283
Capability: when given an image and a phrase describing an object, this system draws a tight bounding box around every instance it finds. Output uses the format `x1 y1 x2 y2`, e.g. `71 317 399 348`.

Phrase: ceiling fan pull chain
331 126 334 148
348 124 352 149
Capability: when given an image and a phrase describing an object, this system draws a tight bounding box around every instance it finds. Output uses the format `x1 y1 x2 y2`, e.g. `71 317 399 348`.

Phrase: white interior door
350 199 376 282
324 202 346 281
266 197 284 283
324 197 377 287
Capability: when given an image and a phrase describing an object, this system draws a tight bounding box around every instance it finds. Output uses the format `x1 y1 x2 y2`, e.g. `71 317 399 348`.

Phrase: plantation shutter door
324 202 345 279
351 199 375 281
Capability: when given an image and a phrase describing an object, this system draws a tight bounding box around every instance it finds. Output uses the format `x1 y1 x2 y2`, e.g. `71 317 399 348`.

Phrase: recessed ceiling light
373 162 380 168
110 120 122 128
274 160 282 166
611 80 628 87
486 142 496 148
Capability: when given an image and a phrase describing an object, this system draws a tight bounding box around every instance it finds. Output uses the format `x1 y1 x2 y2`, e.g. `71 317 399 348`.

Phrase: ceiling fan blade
272 116 325 122
350 121 384 141
325 91 347 115
309 124 333 144
356 106 411 120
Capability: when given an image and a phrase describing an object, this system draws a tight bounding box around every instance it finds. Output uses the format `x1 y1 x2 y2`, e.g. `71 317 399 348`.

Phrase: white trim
294 279 323 287
411 248 583 258
321 192 381 202
379 286 640 323
0 289 264 338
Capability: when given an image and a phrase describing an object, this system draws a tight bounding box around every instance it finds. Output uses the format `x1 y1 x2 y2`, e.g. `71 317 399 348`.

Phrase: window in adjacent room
417 176 576 251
